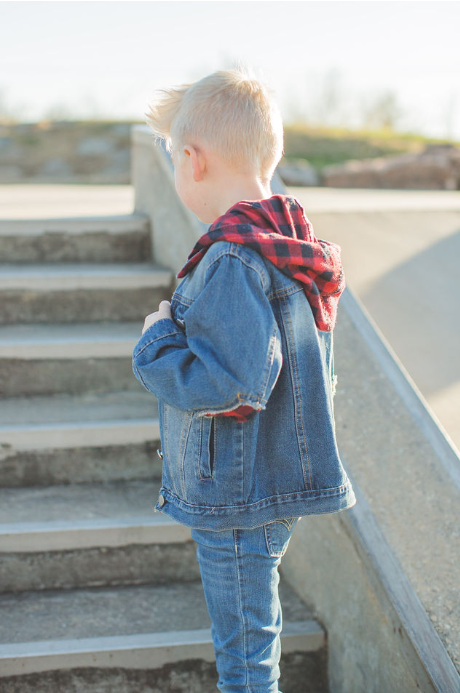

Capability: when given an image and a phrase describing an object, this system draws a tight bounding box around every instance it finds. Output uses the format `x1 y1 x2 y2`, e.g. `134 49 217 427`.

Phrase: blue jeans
191 517 299 693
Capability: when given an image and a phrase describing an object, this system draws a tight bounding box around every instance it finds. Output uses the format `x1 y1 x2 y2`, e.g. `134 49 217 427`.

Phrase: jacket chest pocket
199 416 215 480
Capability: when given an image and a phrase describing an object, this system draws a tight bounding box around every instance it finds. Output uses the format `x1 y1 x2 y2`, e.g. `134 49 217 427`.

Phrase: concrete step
0 322 144 396
0 391 161 487
0 262 173 324
0 214 152 263
0 479 197 592
0 580 326 692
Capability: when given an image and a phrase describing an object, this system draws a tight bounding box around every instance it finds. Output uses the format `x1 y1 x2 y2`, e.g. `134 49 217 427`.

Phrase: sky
1 0 460 139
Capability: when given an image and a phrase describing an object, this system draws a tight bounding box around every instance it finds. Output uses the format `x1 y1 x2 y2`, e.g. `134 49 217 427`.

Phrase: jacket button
158 494 165 508
157 449 163 459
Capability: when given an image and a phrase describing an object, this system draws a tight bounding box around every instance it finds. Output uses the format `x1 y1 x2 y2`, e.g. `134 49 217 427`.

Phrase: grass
2 118 458 172
282 122 460 169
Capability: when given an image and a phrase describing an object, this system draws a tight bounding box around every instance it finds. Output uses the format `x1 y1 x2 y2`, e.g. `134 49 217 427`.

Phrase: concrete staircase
0 210 328 692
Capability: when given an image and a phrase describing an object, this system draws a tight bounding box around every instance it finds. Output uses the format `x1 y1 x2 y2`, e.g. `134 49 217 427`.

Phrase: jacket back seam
280 293 313 490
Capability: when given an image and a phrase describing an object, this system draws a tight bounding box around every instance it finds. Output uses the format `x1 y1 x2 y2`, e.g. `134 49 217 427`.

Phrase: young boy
132 67 356 693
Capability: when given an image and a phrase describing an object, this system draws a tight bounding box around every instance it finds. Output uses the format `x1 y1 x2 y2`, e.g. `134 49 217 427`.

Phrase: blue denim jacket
133 241 356 530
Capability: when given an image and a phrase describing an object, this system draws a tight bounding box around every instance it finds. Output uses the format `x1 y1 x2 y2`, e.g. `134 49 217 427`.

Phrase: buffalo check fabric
177 194 345 421
178 194 345 333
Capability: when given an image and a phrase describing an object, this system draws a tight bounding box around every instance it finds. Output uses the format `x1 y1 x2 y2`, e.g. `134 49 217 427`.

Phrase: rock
0 165 23 181
77 137 115 156
421 143 458 156
13 123 33 136
100 149 130 174
98 149 131 183
40 158 73 176
277 158 319 187
110 123 131 137
322 144 460 190
1 142 25 163
0 137 13 152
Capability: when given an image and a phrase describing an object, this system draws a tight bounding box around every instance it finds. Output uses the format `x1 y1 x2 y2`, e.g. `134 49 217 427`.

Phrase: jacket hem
154 483 357 530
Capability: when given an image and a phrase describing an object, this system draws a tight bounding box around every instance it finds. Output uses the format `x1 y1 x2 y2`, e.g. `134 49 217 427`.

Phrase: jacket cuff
133 318 186 358
205 404 260 422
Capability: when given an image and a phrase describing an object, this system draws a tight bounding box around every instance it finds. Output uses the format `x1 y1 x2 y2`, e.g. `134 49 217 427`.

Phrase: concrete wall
283 292 460 692
131 126 206 278
130 125 460 693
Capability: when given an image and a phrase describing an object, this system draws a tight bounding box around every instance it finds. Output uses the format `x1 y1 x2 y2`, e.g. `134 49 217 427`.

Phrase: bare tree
308 68 350 128
361 90 404 131
443 92 458 141
0 86 20 124
42 102 75 122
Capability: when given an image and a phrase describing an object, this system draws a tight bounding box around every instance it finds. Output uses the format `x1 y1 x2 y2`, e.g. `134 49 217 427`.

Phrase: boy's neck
211 176 273 221
179 142 274 224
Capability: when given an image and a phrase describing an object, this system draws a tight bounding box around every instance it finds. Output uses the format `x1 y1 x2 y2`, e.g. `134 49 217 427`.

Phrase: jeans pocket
264 517 299 558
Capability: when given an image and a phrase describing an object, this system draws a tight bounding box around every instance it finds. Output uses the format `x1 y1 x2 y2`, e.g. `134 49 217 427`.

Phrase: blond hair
145 66 284 184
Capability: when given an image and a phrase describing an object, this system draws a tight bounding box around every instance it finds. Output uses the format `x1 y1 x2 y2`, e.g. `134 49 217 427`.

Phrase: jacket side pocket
199 416 215 480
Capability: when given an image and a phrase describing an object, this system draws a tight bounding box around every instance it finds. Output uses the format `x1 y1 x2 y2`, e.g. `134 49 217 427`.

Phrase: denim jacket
132 241 356 530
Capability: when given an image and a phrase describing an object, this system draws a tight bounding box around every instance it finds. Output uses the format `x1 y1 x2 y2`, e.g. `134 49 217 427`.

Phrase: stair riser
0 287 172 324
0 358 142 397
0 650 328 693
0 443 162 487
0 232 152 263
0 542 201 593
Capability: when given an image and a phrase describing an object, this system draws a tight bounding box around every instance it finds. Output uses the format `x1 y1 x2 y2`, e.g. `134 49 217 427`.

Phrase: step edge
0 322 142 359
0 419 159 450
0 515 191 551
0 343 137 359
0 338 139 359
0 214 150 237
0 621 324 676
0 264 172 291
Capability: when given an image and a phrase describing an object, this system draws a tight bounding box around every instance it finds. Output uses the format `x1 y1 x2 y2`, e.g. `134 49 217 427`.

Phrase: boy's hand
142 300 172 334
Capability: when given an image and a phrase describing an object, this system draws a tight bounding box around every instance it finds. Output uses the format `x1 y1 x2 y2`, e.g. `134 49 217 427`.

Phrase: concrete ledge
0 213 152 263
0 514 191 552
0 419 159 451
0 263 172 291
286 186 460 212
0 323 140 356
0 390 158 424
0 185 134 219
283 289 460 692
0 391 159 451
0 443 162 488
0 480 195 590
342 479 460 693
284 495 460 693
341 289 460 490
0 621 324 676
0 322 141 359
0 214 149 236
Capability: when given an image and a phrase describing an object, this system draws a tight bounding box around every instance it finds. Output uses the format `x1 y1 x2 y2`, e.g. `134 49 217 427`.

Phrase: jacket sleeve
132 253 283 416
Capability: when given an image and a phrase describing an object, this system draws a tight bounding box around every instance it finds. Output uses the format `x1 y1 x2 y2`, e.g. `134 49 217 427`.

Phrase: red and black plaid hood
177 194 345 332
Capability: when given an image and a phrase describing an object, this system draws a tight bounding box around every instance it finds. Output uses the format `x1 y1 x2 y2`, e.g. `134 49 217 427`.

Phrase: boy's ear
184 144 206 182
